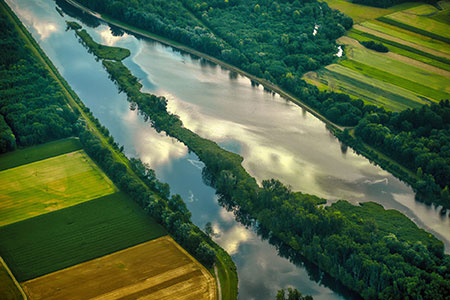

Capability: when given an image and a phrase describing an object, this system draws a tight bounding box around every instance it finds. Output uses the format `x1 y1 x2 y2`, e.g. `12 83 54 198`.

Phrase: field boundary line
214 264 222 300
0 257 27 300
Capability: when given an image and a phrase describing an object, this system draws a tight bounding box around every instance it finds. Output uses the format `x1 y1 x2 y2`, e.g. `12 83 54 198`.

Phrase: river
7 0 449 299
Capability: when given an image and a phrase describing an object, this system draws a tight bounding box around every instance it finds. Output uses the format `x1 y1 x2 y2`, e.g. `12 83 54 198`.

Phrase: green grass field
0 192 167 282
0 150 116 226
0 138 82 171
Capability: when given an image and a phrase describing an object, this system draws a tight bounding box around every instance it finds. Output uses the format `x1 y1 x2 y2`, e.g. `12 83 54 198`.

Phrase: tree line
71 26 450 299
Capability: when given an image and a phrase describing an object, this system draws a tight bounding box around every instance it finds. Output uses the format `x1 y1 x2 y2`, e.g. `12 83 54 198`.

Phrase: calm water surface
7 0 449 299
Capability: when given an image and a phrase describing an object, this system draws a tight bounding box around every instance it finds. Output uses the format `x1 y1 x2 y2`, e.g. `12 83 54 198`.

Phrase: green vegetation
0 258 24 300
0 192 167 281
339 59 448 102
360 40 389 52
344 46 449 97
378 16 450 44
352 0 437 9
360 21 450 55
72 27 450 299
0 3 79 149
347 29 450 71
0 137 81 171
0 150 116 226
309 64 426 111
276 288 313 300
74 26 130 61
0 115 15 153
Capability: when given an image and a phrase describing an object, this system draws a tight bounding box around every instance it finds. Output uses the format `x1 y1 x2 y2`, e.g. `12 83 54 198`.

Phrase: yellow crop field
22 236 216 300
0 150 116 226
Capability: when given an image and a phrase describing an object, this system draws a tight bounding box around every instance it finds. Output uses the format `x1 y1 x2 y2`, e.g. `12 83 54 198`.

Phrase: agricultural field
0 137 82 171
22 236 216 300
0 149 116 226
306 0 450 111
0 258 24 300
0 192 167 281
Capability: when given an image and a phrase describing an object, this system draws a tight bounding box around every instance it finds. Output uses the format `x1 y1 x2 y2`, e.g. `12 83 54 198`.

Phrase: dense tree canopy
0 15 79 151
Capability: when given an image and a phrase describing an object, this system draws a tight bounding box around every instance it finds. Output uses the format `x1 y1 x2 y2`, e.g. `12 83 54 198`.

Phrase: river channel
7 0 450 299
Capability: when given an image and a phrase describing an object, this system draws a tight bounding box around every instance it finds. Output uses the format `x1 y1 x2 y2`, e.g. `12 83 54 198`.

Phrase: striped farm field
0 192 167 281
379 6 450 43
358 20 450 56
304 65 426 111
343 45 450 99
22 236 216 300
0 149 116 226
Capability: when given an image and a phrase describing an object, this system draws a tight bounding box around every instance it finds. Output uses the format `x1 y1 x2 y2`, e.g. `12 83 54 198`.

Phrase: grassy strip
0 138 81 171
349 28 450 67
75 27 130 61
339 59 447 101
0 257 25 300
347 31 450 72
377 16 450 44
0 192 167 282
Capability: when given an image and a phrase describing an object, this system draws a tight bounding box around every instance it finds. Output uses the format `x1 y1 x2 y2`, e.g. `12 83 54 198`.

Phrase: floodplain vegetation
68 23 450 299
22 236 216 300
0 1 226 299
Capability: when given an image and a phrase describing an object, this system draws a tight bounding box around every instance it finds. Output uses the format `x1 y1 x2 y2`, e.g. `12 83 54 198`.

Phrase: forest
0 15 79 152
71 26 450 299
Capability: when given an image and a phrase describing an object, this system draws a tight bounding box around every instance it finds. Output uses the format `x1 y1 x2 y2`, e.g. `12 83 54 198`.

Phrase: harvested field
0 150 116 226
22 236 216 300
0 192 167 281
0 138 82 171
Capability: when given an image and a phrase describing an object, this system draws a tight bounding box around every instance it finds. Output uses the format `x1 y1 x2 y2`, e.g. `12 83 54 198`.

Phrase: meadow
0 192 167 281
22 236 215 300
0 150 116 226
0 138 82 171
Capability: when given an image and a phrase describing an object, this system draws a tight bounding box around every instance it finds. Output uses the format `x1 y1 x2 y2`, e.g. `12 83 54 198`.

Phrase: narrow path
214 264 222 300
64 0 348 132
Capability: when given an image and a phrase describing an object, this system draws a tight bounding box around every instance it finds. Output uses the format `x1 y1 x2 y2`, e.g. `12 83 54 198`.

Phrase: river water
7 0 449 299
